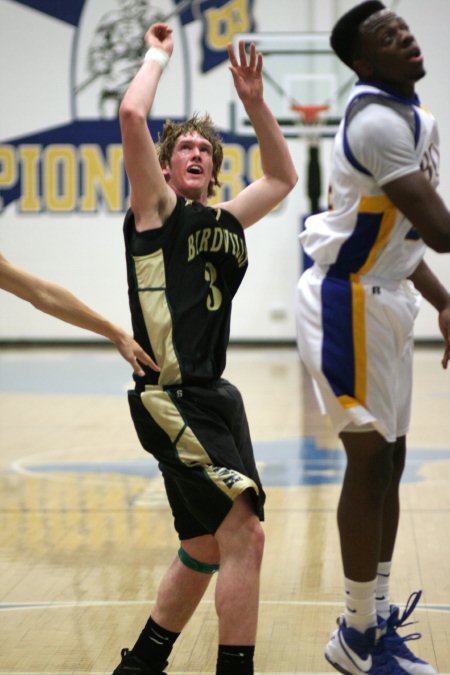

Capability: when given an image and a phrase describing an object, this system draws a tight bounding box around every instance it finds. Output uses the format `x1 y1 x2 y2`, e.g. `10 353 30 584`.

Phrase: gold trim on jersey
355 195 397 277
140 387 259 500
133 251 182 386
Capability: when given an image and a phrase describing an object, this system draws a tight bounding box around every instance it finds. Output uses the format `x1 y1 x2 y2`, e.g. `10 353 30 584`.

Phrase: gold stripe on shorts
140 388 259 500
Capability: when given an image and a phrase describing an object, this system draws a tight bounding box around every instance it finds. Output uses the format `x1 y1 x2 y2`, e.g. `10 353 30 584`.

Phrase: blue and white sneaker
382 591 437 675
325 617 409 674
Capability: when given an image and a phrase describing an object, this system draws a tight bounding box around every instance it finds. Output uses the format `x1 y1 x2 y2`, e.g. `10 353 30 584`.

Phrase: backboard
230 32 355 138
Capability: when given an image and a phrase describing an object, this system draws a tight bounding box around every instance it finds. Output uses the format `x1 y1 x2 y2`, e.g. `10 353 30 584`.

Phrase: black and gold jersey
124 196 248 388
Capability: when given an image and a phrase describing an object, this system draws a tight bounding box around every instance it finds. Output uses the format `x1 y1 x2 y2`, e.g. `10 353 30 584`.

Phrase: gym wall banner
0 0 258 215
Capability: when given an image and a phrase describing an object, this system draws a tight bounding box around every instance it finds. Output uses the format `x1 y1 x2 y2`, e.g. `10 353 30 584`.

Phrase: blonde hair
157 112 223 198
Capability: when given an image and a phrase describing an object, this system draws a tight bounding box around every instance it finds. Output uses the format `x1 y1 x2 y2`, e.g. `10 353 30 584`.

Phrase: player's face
166 132 215 204
357 14 425 96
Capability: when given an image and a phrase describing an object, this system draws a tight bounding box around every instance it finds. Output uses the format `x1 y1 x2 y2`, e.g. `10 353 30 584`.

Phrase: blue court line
12 437 450 487
0 350 132 396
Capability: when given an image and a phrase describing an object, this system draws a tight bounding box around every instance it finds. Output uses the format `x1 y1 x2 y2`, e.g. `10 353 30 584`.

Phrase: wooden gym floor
0 344 449 674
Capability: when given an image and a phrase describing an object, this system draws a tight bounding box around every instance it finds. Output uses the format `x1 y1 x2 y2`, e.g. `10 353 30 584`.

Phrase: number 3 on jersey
204 262 222 311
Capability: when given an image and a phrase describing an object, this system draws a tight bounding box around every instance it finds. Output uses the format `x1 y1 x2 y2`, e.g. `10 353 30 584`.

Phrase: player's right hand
145 23 173 57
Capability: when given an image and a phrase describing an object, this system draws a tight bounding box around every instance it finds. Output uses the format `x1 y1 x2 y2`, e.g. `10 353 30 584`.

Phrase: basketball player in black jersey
112 21 297 675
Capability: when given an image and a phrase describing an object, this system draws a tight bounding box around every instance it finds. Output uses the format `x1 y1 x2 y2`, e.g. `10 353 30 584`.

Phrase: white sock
376 561 392 620
344 577 377 633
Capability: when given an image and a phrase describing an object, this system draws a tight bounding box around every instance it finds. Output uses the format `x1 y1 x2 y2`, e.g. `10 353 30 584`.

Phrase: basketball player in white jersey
295 2 450 674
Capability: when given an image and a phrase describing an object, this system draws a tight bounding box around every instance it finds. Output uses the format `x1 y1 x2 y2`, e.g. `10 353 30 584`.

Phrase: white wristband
144 47 170 70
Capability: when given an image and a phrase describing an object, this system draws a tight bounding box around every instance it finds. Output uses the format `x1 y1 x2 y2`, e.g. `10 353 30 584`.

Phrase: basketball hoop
291 105 330 215
291 104 330 125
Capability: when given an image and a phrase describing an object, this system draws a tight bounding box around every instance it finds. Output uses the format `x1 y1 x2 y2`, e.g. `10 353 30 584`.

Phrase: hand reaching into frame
113 331 160 377
438 305 450 369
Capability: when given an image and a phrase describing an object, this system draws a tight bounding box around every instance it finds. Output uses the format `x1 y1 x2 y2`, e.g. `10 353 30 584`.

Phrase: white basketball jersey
300 83 440 283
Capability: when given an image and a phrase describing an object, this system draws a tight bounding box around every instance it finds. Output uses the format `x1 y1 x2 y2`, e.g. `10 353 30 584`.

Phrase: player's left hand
227 40 263 105
438 305 450 369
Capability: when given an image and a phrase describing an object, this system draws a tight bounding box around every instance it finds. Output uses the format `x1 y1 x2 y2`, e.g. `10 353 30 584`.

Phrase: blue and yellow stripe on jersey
328 195 397 280
322 195 397 409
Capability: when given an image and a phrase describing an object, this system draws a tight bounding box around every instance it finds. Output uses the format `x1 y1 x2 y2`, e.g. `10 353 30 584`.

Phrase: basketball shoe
325 617 409 674
381 591 437 675
112 648 168 675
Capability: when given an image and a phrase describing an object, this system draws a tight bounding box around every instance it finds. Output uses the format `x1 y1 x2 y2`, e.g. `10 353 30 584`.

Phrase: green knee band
178 546 219 574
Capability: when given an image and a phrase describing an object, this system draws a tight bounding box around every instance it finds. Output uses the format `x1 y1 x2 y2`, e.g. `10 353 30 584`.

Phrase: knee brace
178 546 219 574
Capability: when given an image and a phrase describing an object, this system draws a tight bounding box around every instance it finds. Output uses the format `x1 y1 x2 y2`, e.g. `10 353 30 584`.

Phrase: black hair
330 1 386 68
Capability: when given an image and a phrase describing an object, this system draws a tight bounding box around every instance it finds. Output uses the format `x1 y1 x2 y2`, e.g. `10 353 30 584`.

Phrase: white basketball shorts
295 265 421 443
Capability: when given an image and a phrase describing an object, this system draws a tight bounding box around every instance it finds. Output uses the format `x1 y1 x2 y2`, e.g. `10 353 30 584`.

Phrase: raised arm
119 23 176 231
0 254 159 376
219 41 298 228
409 258 450 369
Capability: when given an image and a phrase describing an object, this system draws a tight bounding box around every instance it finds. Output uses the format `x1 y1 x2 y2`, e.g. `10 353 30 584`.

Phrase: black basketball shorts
128 378 265 540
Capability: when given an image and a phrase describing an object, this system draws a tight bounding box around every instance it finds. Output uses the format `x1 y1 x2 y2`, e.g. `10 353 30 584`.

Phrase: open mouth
187 165 202 174
408 47 422 62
